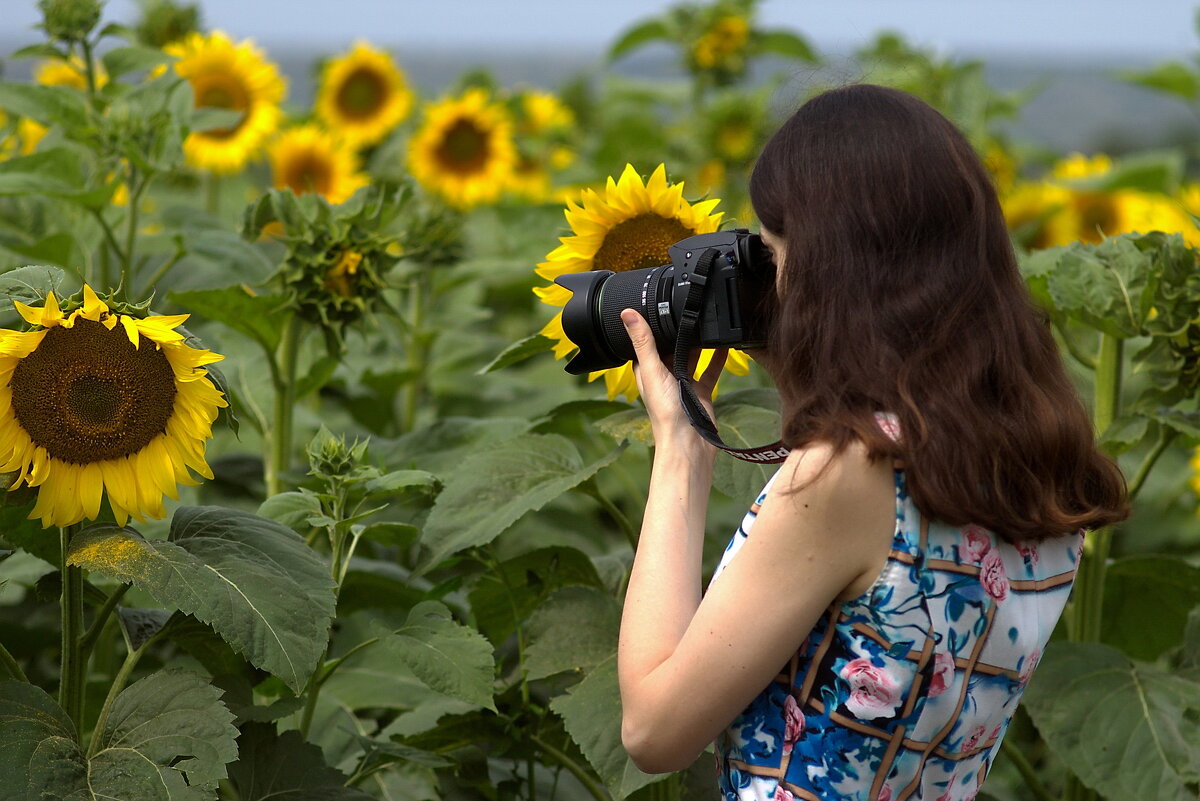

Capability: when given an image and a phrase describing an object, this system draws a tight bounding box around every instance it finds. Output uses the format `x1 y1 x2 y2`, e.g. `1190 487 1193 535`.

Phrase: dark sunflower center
282 152 333 196
336 68 386 119
9 319 178 465
193 73 249 139
592 214 695 273
435 119 490 175
1077 194 1116 243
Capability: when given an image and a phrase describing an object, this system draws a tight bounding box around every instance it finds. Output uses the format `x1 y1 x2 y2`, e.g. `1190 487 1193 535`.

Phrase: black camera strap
671 250 791 464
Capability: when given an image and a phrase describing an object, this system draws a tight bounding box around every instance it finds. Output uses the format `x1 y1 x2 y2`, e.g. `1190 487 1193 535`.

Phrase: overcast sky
3 0 1197 61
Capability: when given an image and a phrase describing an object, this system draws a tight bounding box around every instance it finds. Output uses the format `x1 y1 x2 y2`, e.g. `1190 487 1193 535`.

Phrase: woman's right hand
620 309 726 451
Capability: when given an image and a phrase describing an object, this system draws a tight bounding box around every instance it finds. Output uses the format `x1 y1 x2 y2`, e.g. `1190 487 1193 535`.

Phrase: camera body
554 229 774 375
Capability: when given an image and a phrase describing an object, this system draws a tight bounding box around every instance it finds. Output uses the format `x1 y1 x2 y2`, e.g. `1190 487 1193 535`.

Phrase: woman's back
713 467 1081 801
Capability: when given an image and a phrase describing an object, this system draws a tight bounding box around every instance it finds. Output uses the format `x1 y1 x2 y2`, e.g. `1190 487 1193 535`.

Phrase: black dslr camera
554 229 774 374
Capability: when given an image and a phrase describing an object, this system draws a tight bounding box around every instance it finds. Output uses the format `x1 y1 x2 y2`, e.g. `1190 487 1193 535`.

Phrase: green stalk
0 638 29 682
121 171 148 302
582 480 639 550
86 629 163 758
58 524 85 731
80 39 99 102
1000 739 1056 801
266 316 304 496
297 644 329 740
1062 334 1122 801
78 583 130 661
529 734 610 801
138 248 185 298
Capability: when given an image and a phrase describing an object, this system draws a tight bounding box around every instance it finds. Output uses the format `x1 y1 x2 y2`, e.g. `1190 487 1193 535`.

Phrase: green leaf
0 671 239 801
1040 238 1158 337
755 29 818 62
1023 642 1200 801
1067 150 1185 195
1121 62 1200 102
358 521 419 547
1102 556 1200 661
365 469 440 496
378 416 534 475
256 491 322 532
116 607 173 650
295 354 341 399
0 680 87 800
468 547 603 645
0 82 89 130
170 287 290 354
374 601 496 711
0 265 68 315
227 723 375 800
89 670 238 798
550 656 662 799
478 333 554 374
710 388 783 503
525 586 620 680
0 148 85 197
595 407 654 445
66 509 337 693
608 18 672 59
101 45 170 78
1099 414 1151 454
418 434 625 570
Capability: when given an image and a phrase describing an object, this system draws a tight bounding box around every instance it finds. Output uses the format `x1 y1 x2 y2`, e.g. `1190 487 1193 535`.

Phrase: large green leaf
226 723 375 801
710 388 783 504
1121 62 1200 102
1102 556 1200 661
66 508 337 693
417 434 625 570
608 18 672 59
467 546 603 645
0 82 89 130
371 601 496 711
0 671 238 801
171 287 291 353
549 656 662 800
524 586 620 681
478 332 554 373
1023 642 1200 801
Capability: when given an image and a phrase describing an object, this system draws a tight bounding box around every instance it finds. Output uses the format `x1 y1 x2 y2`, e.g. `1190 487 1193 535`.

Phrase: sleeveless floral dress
711 455 1082 801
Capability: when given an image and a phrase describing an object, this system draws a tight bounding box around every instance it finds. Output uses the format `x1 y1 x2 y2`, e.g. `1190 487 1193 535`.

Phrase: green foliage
66 509 337 693
1023 642 1200 801
0 670 238 800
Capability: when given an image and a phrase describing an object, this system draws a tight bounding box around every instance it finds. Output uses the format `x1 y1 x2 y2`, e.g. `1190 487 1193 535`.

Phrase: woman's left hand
620 309 727 448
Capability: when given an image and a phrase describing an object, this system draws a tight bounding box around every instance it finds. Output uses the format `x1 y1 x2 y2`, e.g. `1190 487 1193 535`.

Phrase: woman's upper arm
618 444 896 772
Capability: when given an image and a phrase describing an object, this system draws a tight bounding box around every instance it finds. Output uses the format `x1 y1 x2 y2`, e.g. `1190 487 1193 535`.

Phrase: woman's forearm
618 437 715 696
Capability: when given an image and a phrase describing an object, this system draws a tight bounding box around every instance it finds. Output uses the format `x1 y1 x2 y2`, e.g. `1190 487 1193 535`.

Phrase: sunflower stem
138 247 185 299
58 524 85 733
0 638 29 683
79 582 130 661
266 315 304 496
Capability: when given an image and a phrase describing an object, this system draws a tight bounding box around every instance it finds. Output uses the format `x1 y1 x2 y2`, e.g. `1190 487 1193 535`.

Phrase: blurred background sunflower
316 41 413 148
269 123 367 203
534 163 751 400
0 286 227 528
408 87 516 209
166 29 286 173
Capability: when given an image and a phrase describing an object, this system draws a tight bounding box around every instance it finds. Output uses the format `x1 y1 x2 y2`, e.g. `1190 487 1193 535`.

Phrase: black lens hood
556 270 618 375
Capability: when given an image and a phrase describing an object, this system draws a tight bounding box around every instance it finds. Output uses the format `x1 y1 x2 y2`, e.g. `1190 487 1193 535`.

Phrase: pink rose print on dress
782 694 805 754
961 724 987 752
928 650 955 698
1016 540 1040 567
961 525 991 563
979 549 1010 602
877 786 893 801
774 784 795 801
840 658 901 720
1019 649 1041 688
874 411 901 441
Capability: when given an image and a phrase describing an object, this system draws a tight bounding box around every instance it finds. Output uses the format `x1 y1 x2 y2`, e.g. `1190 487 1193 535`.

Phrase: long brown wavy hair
749 84 1127 542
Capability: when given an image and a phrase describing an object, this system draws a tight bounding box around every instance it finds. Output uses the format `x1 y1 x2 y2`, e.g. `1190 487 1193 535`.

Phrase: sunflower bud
38 0 103 44
306 427 368 480
134 0 200 48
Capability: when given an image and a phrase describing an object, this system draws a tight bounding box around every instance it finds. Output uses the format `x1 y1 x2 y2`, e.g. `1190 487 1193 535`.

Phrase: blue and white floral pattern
711 467 1081 801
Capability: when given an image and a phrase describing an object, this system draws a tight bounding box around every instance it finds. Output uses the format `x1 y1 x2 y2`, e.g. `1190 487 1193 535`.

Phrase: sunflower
316 41 413 148
0 286 227 528
166 30 286 174
1001 182 1076 250
534 163 751 400
34 56 106 91
269 124 368 204
408 88 517 209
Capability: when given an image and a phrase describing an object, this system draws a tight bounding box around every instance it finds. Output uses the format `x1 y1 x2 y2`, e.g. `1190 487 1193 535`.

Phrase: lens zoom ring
598 271 650 363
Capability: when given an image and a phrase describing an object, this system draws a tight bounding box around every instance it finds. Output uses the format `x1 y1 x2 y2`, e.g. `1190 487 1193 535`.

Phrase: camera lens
555 265 675 375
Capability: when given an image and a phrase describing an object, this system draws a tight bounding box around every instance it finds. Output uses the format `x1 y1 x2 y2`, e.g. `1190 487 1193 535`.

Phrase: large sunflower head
533 163 750 400
0 285 227 528
269 124 368 205
166 30 286 174
1001 182 1077 250
316 41 413 148
408 88 516 209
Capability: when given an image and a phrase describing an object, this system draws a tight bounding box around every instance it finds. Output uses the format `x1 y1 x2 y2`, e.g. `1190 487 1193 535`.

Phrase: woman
616 85 1127 801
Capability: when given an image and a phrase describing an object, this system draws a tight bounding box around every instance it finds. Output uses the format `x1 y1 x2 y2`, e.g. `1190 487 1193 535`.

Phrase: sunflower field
0 1 1198 799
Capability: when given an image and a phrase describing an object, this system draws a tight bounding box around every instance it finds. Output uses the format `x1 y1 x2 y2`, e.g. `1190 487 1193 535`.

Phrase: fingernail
621 310 636 327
